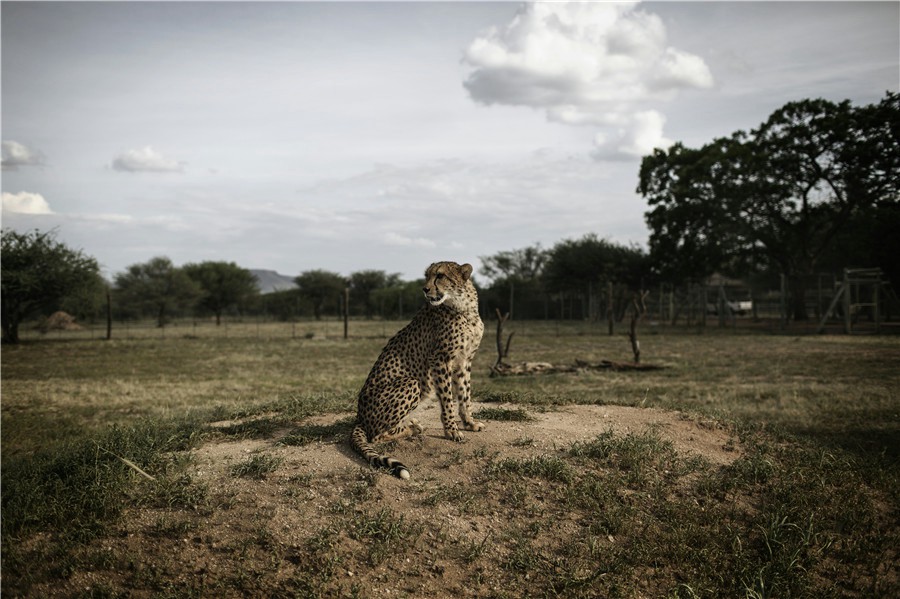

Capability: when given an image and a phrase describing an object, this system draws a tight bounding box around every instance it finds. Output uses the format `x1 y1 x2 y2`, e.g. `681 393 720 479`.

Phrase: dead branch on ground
491 359 664 376
489 292 664 377
490 308 515 377
628 290 650 363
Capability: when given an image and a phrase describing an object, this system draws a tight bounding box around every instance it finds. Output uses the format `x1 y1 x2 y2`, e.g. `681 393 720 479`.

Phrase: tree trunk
2 300 26 343
215 311 222 326
790 277 810 321
2 321 20 344
490 309 515 377
628 291 649 363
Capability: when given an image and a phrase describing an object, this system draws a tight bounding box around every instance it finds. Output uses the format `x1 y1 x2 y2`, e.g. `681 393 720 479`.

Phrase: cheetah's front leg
434 364 464 442
454 362 484 433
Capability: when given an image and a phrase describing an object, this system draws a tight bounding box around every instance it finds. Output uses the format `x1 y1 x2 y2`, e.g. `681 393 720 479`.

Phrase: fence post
717 284 726 328
700 285 708 330
669 287 675 326
106 287 112 340
658 284 663 323
843 269 852 334
607 281 614 335
874 275 881 333
780 274 788 331
343 287 350 340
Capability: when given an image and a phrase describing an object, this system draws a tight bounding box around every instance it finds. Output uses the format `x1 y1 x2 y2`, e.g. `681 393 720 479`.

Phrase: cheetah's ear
460 263 473 280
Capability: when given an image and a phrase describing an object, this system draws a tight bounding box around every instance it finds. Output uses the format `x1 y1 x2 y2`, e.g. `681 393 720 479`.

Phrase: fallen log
579 359 665 372
491 359 665 376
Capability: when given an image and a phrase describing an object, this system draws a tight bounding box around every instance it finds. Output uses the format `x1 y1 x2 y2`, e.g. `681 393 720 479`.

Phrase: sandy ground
197 401 740 482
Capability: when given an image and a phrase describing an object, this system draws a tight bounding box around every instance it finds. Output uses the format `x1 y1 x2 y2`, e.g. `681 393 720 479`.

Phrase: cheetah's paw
464 420 486 432
409 419 424 437
444 428 464 443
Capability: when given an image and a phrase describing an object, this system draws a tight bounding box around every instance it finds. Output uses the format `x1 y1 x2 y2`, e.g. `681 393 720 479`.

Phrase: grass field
2 320 898 597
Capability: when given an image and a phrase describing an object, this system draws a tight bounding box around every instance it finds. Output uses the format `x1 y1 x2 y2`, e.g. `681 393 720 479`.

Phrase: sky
2 1 898 283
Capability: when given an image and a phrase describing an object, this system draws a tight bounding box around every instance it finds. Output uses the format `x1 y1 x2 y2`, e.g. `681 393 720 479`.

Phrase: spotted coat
350 261 485 479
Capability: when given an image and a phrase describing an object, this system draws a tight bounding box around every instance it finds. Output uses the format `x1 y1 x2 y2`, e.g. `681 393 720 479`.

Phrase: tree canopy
480 245 548 284
349 270 402 319
638 92 900 319
543 234 648 295
1 229 103 343
114 257 202 327
183 261 259 325
295 270 346 320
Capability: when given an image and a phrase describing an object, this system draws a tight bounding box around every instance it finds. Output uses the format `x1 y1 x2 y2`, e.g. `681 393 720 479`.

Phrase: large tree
542 234 648 322
114 257 202 327
295 270 346 320
349 270 401 319
1 229 102 343
638 93 900 319
480 244 548 283
370 280 427 320
544 234 648 295
479 244 548 318
183 261 259 325
637 138 751 283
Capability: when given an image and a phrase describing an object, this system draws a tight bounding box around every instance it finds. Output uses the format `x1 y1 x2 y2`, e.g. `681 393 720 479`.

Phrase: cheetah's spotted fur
350 261 485 479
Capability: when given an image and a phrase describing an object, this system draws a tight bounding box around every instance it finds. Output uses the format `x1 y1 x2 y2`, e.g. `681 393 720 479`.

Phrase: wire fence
19 317 393 342
19 309 897 345
18 269 899 342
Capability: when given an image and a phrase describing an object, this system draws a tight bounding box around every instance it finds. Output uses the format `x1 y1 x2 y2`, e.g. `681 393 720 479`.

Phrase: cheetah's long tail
350 423 411 480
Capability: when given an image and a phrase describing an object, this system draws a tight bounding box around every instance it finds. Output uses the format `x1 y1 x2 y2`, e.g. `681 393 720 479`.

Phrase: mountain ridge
250 269 296 294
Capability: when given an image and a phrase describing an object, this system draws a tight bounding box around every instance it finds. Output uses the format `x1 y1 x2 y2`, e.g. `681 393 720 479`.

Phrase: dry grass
2 321 899 597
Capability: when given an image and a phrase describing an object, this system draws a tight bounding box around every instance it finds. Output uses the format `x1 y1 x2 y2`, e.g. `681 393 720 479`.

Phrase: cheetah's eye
435 273 445 280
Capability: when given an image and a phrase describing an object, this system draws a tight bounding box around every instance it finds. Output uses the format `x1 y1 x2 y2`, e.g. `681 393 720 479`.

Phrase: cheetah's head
422 262 474 308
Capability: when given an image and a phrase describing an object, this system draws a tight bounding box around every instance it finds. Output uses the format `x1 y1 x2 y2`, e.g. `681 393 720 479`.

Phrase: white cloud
1 140 46 170
591 109 673 160
385 232 437 248
650 48 716 92
462 2 713 159
2 191 54 214
85 213 136 225
111 146 185 173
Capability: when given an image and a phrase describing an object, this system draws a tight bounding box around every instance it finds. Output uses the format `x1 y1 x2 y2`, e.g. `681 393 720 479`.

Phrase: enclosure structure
817 268 896 334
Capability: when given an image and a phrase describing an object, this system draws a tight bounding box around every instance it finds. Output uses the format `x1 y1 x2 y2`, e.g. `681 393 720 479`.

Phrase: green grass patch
487 455 573 484
213 416 284 439
348 508 422 566
229 454 284 479
473 406 533 421
279 417 356 446
1 418 204 543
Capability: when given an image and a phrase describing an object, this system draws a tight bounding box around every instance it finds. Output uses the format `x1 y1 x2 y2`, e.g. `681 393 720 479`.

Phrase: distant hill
250 269 296 294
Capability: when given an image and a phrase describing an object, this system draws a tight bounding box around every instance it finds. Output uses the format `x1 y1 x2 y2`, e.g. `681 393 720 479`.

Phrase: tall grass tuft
1 418 204 543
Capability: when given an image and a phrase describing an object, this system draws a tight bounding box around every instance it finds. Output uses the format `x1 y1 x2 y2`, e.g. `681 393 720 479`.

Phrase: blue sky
3 1 898 282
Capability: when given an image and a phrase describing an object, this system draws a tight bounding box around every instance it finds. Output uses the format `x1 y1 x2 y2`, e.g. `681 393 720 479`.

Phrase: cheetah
350 261 485 479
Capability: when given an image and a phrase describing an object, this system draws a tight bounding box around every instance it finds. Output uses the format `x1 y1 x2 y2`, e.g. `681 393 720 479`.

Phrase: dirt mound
197 402 739 483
